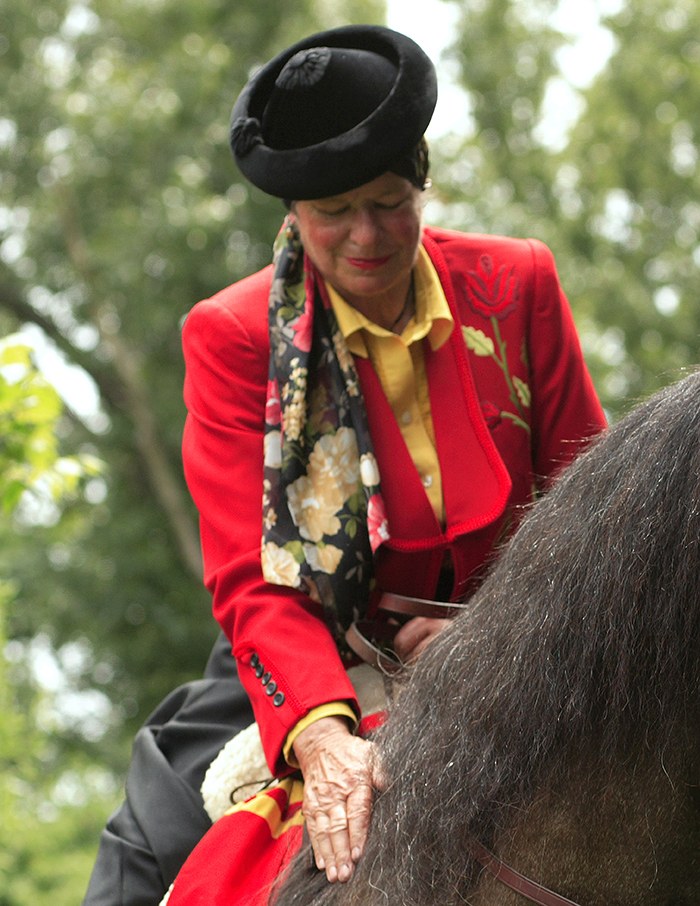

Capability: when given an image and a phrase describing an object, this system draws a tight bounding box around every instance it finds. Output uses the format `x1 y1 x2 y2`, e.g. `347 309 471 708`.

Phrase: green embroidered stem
491 316 528 425
500 411 531 432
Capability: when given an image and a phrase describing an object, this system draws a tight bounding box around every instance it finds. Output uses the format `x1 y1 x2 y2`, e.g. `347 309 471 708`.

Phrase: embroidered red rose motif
465 255 519 321
480 401 502 429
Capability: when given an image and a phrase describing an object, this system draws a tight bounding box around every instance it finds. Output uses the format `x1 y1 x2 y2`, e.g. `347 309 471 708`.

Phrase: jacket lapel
355 234 512 551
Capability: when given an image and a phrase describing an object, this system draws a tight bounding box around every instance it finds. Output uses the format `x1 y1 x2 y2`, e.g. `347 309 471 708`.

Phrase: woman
83 24 605 906
179 22 605 892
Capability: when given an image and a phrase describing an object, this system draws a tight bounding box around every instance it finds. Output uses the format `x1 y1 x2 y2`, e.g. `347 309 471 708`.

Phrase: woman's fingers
346 772 373 862
393 616 450 661
292 716 377 883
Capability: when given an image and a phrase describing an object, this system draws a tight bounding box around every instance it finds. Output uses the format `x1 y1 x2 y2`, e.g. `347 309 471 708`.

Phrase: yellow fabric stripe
224 777 306 839
283 702 358 767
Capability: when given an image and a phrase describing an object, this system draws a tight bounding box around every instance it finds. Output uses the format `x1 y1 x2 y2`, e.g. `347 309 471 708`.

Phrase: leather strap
376 591 468 620
345 593 469 673
345 620 404 675
472 843 583 906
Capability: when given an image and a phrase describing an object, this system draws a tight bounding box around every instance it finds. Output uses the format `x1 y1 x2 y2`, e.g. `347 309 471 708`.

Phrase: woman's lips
345 255 392 270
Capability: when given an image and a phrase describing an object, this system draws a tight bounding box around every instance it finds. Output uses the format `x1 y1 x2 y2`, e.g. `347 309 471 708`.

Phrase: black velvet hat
229 25 437 200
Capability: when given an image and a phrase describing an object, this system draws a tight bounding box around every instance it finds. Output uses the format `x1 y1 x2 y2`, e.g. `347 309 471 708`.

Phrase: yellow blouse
327 244 454 524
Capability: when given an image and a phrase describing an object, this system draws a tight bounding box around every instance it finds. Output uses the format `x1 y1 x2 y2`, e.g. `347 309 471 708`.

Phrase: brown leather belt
345 592 469 674
472 843 583 906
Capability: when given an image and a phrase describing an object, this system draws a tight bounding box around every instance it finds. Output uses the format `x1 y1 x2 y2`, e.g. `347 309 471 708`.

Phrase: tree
0 341 119 906
0 0 384 773
433 0 700 416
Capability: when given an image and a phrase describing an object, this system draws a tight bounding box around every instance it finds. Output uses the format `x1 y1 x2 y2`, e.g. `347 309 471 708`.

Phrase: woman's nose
348 207 382 247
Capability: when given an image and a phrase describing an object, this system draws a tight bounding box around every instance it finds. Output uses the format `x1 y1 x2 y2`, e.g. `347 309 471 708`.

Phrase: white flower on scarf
286 427 360 543
359 453 380 488
264 431 282 469
261 541 301 587
303 543 343 575
281 358 308 441
332 329 359 396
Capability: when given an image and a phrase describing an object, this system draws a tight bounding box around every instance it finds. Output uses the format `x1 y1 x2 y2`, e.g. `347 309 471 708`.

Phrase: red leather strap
472 843 583 906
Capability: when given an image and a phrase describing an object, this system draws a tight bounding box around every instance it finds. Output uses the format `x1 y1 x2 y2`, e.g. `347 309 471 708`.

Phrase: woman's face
289 172 423 319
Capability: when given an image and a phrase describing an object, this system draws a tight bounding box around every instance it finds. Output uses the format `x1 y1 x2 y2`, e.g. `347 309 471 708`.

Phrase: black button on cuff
250 653 260 668
254 663 264 678
265 681 277 696
261 671 271 685
273 692 285 707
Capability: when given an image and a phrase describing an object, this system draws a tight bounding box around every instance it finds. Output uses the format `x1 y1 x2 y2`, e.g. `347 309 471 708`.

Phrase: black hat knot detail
276 47 331 91
230 116 263 157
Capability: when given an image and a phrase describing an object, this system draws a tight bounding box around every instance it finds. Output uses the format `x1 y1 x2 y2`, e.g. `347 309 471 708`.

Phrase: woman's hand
292 715 379 883
393 616 450 662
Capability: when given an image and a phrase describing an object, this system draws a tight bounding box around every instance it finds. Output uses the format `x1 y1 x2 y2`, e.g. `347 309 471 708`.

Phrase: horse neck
469 746 700 906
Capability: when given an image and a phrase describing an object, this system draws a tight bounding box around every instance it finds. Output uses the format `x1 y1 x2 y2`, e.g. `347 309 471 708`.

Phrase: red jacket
182 226 606 773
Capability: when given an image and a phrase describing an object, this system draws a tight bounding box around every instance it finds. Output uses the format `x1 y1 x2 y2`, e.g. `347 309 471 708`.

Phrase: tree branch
0 267 204 581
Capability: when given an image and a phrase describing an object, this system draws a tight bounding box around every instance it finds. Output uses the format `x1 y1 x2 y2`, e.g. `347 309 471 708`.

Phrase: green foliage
434 0 700 416
0 0 385 754
0 339 102 512
0 358 118 905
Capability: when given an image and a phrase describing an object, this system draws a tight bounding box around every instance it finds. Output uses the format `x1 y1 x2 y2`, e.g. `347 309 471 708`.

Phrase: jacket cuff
283 702 358 768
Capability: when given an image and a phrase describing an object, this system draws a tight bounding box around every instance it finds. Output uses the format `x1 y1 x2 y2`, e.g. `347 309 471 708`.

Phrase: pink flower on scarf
367 494 390 552
292 300 313 352
265 379 281 426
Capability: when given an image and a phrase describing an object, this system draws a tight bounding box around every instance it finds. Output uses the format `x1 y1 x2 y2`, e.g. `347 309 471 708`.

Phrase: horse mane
273 370 700 906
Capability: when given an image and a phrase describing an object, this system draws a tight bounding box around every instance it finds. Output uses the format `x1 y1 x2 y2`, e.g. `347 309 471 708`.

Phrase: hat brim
230 25 437 200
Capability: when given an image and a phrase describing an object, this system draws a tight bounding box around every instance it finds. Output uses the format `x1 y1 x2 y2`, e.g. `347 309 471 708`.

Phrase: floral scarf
261 217 390 641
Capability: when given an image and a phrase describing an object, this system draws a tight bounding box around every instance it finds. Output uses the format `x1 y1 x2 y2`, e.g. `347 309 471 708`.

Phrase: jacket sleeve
181 275 358 775
525 239 606 482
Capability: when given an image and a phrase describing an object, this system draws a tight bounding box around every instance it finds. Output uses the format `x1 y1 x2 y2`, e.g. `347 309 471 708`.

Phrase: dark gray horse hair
273 370 700 906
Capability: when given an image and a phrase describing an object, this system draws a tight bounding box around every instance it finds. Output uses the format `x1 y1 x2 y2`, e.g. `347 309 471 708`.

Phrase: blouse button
273 692 285 707
401 411 412 425
422 474 433 489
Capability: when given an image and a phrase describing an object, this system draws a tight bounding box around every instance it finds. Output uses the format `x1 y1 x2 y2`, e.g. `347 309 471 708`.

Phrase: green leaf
462 326 495 357
285 540 305 563
0 342 32 368
514 377 531 409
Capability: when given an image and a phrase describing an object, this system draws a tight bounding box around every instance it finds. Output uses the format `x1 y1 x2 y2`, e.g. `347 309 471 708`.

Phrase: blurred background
1 0 697 899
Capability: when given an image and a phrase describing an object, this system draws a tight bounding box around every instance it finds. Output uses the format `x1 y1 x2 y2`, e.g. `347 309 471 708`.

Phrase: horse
272 370 700 906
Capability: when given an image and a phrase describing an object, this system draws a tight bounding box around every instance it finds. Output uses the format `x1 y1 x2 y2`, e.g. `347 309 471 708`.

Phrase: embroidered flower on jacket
367 493 390 552
465 254 519 321
480 401 502 429
261 541 301 587
286 427 360 542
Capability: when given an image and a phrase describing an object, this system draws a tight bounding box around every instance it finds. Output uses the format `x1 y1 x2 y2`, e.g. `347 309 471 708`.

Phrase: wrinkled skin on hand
293 617 449 883
293 717 379 882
